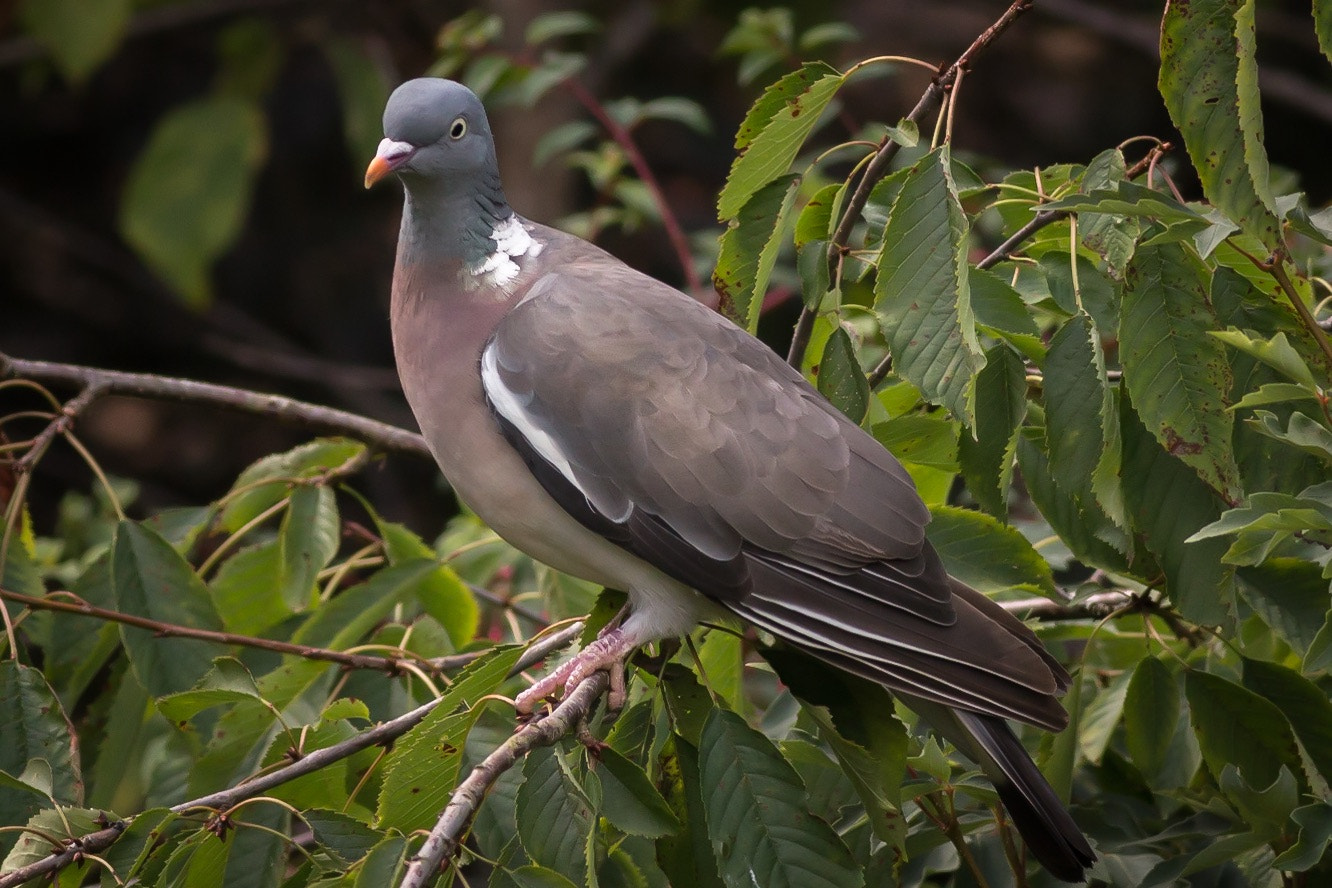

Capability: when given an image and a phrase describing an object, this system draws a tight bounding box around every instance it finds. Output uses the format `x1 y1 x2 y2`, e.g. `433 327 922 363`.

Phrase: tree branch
0 585 489 677
788 0 1034 368
998 590 1132 621
0 354 430 459
0 623 584 888
399 671 611 888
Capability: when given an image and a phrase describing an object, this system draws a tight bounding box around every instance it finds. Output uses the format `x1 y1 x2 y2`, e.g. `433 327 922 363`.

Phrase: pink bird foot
515 626 635 713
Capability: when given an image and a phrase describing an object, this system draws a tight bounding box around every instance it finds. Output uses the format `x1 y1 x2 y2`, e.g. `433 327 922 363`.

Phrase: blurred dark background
4 0 1332 538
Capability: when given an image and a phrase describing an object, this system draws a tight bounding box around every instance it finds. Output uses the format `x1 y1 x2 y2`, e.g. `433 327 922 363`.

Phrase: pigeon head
365 78 499 190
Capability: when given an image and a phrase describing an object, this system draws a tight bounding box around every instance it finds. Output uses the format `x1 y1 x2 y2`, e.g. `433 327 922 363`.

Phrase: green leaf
517 746 592 882
120 96 267 308
0 662 82 805
376 646 522 831
794 184 840 248
1044 313 1127 528
816 326 869 423
1159 0 1280 248
699 709 863 888
157 657 265 722
378 520 479 649
719 64 844 219
1120 398 1235 624
1237 560 1331 656
925 506 1056 595
596 746 680 837
524 11 599 44
210 541 288 636
223 802 288 888
1017 429 1131 573
872 415 958 470
874 146 984 424
1231 382 1321 411
97 808 176 886
534 120 597 168
1124 658 1180 778
277 485 340 611
1039 251 1119 332
19 0 129 83
697 630 745 714
2 807 105 872
656 737 726 888
1211 329 1319 389
639 97 712 134
1272 802 1332 870
958 344 1026 519
112 521 226 697
1122 242 1240 499
1317 1 1332 66
713 175 801 331
221 439 366 532
763 648 907 847
1040 182 1204 223
1241 658 1332 786
306 808 381 865
1185 670 1305 790
353 835 408 887
1079 148 1139 276
1081 669 1132 765
1245 410 1332 462
510 865 583 888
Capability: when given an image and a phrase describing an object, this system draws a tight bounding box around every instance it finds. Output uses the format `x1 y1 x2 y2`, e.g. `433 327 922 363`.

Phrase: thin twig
1268 257 1332 376
788 0 1035 370
0 586 468 676
0 354 430 459
0 624 585 888
998 590 1133 621
399 671 610 888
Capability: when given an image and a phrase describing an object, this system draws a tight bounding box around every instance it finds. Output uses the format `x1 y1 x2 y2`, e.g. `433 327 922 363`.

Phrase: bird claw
514 627 633 714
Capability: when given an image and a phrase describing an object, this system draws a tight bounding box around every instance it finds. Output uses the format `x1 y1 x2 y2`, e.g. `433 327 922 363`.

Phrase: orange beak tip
364 157 393 189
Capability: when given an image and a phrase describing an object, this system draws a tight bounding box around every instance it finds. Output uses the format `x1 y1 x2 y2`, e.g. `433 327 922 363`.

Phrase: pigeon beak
365 138 417 188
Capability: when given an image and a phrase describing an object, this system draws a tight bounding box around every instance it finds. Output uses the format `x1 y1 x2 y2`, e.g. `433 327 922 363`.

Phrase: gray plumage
370 77 1094 882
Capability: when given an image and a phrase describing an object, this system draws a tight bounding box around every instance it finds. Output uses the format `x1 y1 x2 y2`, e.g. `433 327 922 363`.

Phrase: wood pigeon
366 77 1095 882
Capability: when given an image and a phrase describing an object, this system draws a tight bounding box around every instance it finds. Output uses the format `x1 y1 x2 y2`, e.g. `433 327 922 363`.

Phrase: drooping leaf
1122 242 1240 500
112 521 226 697
1017 430 1131 573
656 736 726 888
875 146 984 424
713 175 801 330
120 96 268 308
958 344 1026 519
277 485 340 611
1120 398 1235 625
517 745 593 883
0 662 83 806
719 63 844 219
1211 329 1319 389
1272 802 1332 870
815 325 870 423
1044 313 1126 528
1184 670 1305 790
699 709 863 888
925 506 1057 595
1159 0 1280 248
1244 410 1332 462
222 802 288 888
1241 658 1332 786
1124 657 1180 779
596 746 681 838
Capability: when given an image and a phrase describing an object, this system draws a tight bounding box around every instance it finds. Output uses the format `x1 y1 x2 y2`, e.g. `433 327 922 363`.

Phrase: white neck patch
467 215 544 293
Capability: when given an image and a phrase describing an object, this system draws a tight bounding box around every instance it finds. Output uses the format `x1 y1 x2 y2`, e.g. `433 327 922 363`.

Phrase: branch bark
399 671 611 888
1 354 430 459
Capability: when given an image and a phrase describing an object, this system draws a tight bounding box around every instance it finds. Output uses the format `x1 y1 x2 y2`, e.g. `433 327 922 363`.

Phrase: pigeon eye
449 117 467 140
